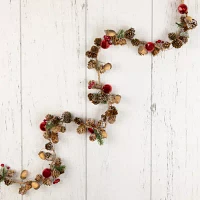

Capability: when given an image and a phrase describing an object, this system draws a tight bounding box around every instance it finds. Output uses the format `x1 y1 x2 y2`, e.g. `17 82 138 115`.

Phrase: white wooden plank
86 0 152 199
21 0 86 199
152 0 200 199
0 0 21 200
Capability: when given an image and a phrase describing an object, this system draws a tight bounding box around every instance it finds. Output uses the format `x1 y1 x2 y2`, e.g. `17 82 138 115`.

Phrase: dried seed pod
51 132 59 144
4 178 13 186
54 158 62 166
119 38 127 45
62 111 72 123
114 95 121 104
35 174 43 182
43 178 52 186
100 63 112 73
52 169 60 178
19 186 27 195
25 181 32 191
45 142 53 150
131 38 140 46
38 151 46 160
20 170 28 180
124 28 135 39
138 46 148 55
43 131 51 139
74 117 83 125
105 30 116 37
77 124 87 134
85 119 95 127
6 170 15 177
162 42 171 49
89 134 97 141
31 181 40 190
94 38 102 46
101 130 107 138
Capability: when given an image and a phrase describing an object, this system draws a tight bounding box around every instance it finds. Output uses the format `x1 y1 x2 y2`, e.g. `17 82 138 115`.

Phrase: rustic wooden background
0 0 199 199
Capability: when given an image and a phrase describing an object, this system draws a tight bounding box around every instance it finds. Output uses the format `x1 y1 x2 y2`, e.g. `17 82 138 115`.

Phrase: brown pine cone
45 114 54 121
25 181 32 191
86 51 97 58
94 38 102 46
108 115 116 124
89 134 97 141
85 119 95 127
88 93 94 101
19 186 27 195
162 42 171 49
43 131 51 139
101 114 107 122
152 47 160 56
172 39 183 48
124 28 135 39
88 60 97 69
112 36 120 45
179 36 188 44
54 158 62 166
43 178 52 186
131 38 140 46
77 124 87 134
62 111 72 123
51 116 61 125
35 174 43 182
168 33 177 40
52 169 60 178
51 125 62 133
74 117 83 125
51 132 59 144
119 38 127 45
91 46 99 54
45 142 53 150
4 178 13 186
189 19 198 29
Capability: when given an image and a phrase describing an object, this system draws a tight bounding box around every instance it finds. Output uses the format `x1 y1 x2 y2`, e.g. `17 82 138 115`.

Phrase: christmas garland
0 1 198 195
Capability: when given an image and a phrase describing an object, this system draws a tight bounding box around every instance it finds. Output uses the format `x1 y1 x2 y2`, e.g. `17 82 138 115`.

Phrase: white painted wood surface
0 0 199 199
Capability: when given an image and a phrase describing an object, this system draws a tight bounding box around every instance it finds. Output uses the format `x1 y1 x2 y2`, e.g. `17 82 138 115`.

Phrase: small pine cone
131 38 140 46
45 142 53 150
4 178 13 186
52 169 60 179
88 60 97 69
86 51 97 58
88 93 94 101
85 119 95 127
124 28 135 39
89 133 96 141
101 114 107 122
25 181 32 191
152 47 160 56
74 117 83 125
92 100 100 105
19 186 27 195
94 38 102 46
43 178 52 186
162 42 171 49
62 111 72 123
35 174 43 182
109 106 118 116
112 36 120 45
168 33 177 40
179 36 188 44
51 116 61 125
51 125 62 133
77 124 87 134
108 115 116 124
180 16 186 24
43 131 51 140
45 114 54 121
172 39 183 48
119 38 127 45
6 170 15 177
91 46 99 54
54 158 62 166
51 132 59 144
189 19 198 29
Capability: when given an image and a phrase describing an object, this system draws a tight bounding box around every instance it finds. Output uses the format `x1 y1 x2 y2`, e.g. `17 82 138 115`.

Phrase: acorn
20 170 28 179
104 30 116 37
185 16 193 23
138 46 148 56
38 151 46 160
114 95 121 104
101 130 107 138
31 181 40 190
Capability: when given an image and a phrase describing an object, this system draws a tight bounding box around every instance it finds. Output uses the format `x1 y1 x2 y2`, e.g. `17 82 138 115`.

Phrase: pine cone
101 114 107 122
77 124 87 134
51 125 65 133
43 178 52 186
55 158 62 166
86 51 97 58
108 115 116 124
152 47 160 56
51 132 59 144
162 42 171 49
168 33 177 40
188 19 197 29
25 181 32 191
85 119 95 127
4 178 13 186
124 28 135 39
62 111 72 123
138 45 148 56
94 38 102 46
51 116 61 125
131 38 140 46
19 186 27 195
179 36 188 44
91 46 99 54
45 142 53 150
119 38 127 45
112 36 120 45
43 131 51 139
45 114 54 121
88 93 94 101
172 39 183 48
88 60 97 69
52 169 60 178
89 134 96 141
6 170 15 177
74 117 83 125
35 174 43 182
45 152 55 161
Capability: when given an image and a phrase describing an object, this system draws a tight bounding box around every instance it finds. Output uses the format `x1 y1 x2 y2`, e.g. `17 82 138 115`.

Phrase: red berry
40 121 46 131
7 166 10 169
145 42 155 52
178 4 188 14
53 179 60 184
103 35 111 41
156 40 162 43
88 81 95 89
88 128 94 134
101 40 110 49
1 164 4 167
42 168 51 178
102 84 112 94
